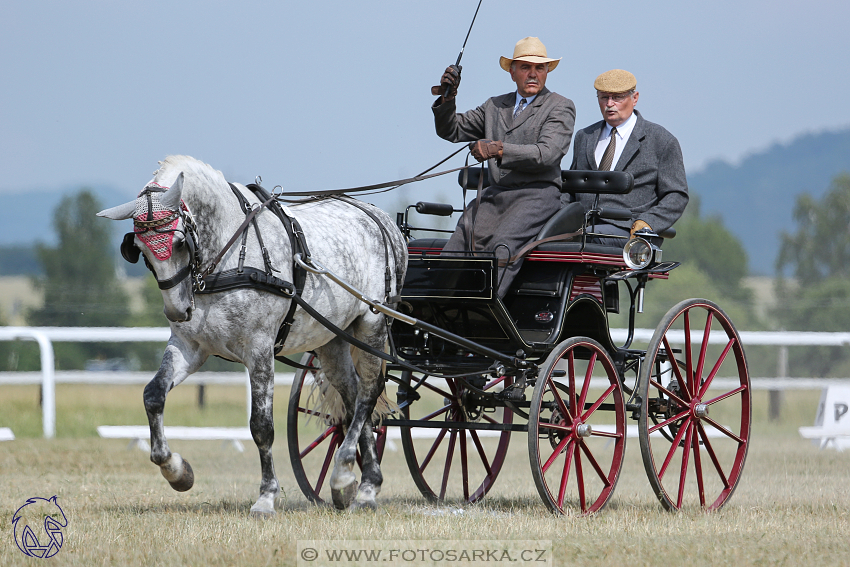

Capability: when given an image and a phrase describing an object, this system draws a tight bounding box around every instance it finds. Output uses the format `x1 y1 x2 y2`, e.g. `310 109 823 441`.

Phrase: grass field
1 383 848 566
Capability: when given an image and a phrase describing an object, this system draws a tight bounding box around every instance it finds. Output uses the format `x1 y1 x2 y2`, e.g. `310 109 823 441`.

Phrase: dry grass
1 385 848 566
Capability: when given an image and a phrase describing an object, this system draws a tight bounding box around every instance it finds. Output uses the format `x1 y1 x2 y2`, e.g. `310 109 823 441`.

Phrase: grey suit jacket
433 87 575 189
568 110 689 232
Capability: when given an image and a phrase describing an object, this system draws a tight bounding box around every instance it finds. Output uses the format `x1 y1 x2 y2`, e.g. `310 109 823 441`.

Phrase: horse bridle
121 187 204 292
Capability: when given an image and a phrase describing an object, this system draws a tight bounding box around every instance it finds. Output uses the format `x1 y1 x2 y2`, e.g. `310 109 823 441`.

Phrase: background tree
774 173 850 376
27 190 132 369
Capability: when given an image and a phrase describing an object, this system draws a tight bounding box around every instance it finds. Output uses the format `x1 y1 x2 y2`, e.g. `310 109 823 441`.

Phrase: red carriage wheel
399 371 512 503
638 298 751 511
287 353 386 504
528 337 627 515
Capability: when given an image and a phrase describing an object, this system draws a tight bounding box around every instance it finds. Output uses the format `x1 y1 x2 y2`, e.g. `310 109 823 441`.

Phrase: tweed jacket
568 110 689 232
433 87 575 189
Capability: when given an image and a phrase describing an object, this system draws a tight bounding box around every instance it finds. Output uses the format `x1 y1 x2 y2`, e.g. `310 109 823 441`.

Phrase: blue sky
1 0 848 217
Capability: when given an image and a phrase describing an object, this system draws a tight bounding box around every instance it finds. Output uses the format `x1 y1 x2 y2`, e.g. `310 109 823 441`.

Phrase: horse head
98 172 199 322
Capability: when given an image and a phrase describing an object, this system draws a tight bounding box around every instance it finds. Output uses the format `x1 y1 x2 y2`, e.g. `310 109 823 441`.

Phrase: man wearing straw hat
568 69 688 245
432 36 575 298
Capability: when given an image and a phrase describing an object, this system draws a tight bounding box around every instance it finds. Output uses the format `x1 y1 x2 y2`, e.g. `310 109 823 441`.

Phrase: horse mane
153 155 227 198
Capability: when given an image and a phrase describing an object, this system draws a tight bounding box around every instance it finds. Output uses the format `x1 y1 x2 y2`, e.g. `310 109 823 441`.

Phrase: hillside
687 127 850 274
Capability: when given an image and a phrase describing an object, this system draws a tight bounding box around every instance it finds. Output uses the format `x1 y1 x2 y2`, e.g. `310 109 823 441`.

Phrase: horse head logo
12 496 68 559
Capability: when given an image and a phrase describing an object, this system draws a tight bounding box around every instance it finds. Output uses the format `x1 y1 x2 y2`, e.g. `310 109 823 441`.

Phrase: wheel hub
576 423 593 438
694 403 709 418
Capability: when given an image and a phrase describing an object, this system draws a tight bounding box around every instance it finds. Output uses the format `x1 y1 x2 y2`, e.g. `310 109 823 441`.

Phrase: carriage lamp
623 235 662 270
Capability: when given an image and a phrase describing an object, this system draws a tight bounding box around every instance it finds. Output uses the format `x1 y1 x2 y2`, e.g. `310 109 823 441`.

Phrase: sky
2 0 849 218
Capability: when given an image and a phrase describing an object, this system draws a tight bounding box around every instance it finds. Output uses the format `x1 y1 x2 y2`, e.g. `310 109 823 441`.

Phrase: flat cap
594 69 636 93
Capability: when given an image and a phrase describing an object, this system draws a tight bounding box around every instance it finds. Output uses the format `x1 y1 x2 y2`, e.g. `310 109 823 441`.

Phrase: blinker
121 232 141 263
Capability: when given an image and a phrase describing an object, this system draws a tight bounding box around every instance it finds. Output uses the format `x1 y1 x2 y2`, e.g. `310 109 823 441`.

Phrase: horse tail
307 345 398 426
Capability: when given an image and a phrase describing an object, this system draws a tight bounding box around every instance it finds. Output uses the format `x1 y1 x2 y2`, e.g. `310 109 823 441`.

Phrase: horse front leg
144 345 196 492
247 354 280 518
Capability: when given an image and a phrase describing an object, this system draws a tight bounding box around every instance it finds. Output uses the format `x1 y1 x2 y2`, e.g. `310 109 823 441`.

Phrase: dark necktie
598 127 618 171
514 98 527 118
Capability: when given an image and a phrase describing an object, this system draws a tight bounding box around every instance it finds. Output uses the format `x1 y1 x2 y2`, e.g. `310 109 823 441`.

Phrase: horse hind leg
144 347 196 492
247 354 281 519
350 348 387 510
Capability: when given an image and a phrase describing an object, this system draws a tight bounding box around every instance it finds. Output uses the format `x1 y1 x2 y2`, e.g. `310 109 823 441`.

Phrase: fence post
769 345 788 421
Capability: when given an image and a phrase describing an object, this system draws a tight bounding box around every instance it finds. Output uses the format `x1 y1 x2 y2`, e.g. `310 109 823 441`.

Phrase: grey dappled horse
98 155 407 515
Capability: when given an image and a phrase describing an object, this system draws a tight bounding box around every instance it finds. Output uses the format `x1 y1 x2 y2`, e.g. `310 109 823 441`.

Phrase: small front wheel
528 337 626 515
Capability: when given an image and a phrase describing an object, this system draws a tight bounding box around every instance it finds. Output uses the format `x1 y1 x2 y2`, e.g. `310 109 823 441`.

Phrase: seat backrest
560 170 634 195
458 167 486 190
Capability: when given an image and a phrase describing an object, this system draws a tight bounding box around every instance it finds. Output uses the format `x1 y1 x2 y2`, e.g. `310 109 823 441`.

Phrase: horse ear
160 172 184 211
97 201 137 220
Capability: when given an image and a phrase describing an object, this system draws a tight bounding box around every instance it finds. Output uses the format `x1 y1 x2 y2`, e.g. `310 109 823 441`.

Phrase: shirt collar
603 110 637 139
515 92 537 108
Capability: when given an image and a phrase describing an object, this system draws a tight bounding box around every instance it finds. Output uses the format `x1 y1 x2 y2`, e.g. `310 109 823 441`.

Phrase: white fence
1 326 849 439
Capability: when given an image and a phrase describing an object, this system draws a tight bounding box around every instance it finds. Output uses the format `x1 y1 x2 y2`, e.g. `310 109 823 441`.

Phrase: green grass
1 384 848 566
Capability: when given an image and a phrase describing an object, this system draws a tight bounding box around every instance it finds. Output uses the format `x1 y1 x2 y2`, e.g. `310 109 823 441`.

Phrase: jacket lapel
586 121 604 169
509 87 549 131
615 110 644 170
497 93 515 131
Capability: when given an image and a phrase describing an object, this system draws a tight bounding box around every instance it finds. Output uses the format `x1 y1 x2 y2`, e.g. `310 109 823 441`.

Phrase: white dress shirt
594 111 638 170
514 92 537 115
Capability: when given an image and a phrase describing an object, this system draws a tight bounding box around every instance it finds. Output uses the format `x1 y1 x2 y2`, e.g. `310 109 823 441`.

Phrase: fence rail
2 326 849 438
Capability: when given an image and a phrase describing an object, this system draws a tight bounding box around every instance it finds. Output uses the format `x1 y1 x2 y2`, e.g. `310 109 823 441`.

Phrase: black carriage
287 169 751 514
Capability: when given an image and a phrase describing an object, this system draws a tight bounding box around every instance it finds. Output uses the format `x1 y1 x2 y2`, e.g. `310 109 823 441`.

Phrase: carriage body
288 169 752 514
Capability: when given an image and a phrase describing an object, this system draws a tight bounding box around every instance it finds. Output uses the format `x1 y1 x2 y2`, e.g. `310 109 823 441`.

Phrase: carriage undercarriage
287 170 752 515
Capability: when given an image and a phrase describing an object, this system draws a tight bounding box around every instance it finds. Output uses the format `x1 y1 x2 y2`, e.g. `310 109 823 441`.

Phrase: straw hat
594 69 637 93
499 37 560 72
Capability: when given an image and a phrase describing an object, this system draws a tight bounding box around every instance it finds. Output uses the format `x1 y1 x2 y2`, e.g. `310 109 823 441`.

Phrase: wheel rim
287 353 386 504
639 299 751 511
529 338 626 515
399 372 512 503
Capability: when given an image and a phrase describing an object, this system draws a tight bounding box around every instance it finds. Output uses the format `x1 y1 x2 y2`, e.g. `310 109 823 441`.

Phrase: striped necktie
598 127 618 171
514 98 527 118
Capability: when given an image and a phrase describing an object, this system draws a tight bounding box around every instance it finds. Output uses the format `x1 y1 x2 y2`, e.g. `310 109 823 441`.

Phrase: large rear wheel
528 337 627 515
287 353 386 504
399 371 512 503
638 298 751 511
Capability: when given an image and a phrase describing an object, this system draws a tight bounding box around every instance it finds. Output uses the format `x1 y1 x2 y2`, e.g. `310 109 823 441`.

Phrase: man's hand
431 65 461 102
630 220 652 237
469 139 503 162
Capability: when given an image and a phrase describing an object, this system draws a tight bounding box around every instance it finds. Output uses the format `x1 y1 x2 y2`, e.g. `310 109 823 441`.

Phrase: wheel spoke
439 430 458 500
699 338 736 397
483 375 508 390
469 430 493 476
460 430 469 501
697 422 730 489
702 415 745 444
694 311 713 395
684 310 694 400
649 378 689 408
704 384 748 407
299 425 336 459
549 377 573 424
579 440 612 487
648 408 691 435
658 416 692 480
418 378 455 401
419 404 453 423
578 352 597 415
676 421 694 509
692 425 706 507
297 406 333 421
541 435 571 474
314 430 341 495
589 429 623 439
568 350 577 420
581 384 616 420
556 440 575 508
575 443 587 514
539 421 573 433
419 428 449 473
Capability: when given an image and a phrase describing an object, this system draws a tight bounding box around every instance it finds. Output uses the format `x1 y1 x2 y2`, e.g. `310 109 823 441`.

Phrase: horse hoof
351 498 377 511
249 507 276 520
352 485 378 511
164 459 194 492
332 480 358 510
